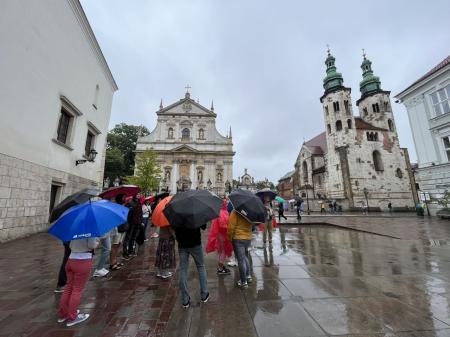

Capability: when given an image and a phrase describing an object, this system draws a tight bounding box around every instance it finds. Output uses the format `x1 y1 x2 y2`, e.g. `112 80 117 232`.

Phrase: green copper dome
323 50 345 95
359 54 381 96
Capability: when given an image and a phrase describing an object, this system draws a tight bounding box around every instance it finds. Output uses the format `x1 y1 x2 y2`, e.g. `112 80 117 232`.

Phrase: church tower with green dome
320 48 356 206
356 51 398 136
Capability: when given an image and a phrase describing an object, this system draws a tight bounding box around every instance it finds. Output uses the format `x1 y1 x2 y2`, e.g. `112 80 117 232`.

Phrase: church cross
362 48 366 59
185 84 191 93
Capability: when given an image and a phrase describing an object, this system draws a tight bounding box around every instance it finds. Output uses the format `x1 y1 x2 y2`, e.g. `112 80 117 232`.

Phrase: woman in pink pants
58 237 99 327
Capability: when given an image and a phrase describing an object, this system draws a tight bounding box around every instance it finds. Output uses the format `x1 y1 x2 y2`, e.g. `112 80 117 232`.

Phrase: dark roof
278 171 294 181
396 55 450 97
304 132 327 155
355 117 387 131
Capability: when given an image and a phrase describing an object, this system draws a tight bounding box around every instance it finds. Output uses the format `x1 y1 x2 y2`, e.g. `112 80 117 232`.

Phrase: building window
388 119 394 132
198 128 205 140
327 124 331 134
367 132 378 141
347 119 352 129
344 100 350 114
325 106 329 116
372 103 380 113
168 128 174 139
333 101 340 112
302 161 308 183
182 128 190 140
443 136 450 161
336 120 343 131
372 150 384 171
363 107 368 116
395 168 403 178
49 183 64 213
84 131 95 157
430 85 450 117
57 108 72 144
384 101 389 111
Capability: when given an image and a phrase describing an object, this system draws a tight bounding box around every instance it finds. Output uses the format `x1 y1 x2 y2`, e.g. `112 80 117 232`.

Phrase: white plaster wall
0 0 116 185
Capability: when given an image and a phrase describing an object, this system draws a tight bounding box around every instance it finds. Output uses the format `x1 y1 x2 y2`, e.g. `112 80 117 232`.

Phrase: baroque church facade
293 51 415 211
136 90 234 196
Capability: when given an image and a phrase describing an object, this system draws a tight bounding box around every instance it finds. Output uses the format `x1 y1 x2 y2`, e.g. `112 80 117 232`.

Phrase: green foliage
104 148 125 182
434 191 450 210
125 149 161 195
255 180 275 190
106 123 150 176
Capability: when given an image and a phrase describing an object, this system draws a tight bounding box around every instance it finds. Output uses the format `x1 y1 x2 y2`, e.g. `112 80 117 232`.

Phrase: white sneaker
66 313 90 327
227 260 237 267
160 271 173 279
93 269 109 277
57 310 79 323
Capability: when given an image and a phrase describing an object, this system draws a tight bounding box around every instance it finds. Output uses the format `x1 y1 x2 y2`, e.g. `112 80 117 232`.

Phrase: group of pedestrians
54 192 277 326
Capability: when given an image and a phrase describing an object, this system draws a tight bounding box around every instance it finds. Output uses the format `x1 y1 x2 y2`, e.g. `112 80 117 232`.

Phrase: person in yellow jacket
227 210 253 288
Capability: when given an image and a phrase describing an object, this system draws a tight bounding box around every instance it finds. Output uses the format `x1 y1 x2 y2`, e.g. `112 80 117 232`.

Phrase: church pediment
171 144 199 153
157 93 216 117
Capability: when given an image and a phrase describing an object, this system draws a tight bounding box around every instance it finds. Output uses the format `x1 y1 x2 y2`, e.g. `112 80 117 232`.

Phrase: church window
182 128 190 140
327 124 331 134
198 128 205 140
363 107 368 116
384 101 389 111
367 132 378 141
168 128 174 139
57 108 72 144
317 175 322 185
347 119 352 129
324 106 329 116
344 100 350 114
388 119 394 132
395 168 403 178
336 120 343 131
443 136 450 161
217 172 222 183
372 150 384 171
430 85 450 117
84 130 95 157
372 103 380 113
302 161 308 183
333 101 340 112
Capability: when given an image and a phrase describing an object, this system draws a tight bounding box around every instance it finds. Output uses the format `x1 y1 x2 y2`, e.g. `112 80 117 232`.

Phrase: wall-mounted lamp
76 149 98 166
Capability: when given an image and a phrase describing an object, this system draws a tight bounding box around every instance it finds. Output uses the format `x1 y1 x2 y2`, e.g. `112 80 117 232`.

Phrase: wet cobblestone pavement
1 216 450 336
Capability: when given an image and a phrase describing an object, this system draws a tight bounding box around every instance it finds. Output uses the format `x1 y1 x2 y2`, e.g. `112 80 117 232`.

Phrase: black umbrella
163 190 222 229
256 188 277 202
156 192 170 201
49 188 99 223
229 189 265 224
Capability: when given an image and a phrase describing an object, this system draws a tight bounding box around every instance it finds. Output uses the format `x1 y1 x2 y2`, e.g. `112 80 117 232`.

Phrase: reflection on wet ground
166 218 450 337
2 217 450 336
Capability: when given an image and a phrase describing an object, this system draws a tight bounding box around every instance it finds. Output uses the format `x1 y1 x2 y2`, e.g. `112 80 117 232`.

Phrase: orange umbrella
151 195 173 227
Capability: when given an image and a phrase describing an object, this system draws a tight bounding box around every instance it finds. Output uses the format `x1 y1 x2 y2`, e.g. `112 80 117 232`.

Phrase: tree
255 179 276 190
104 148 125 184
106 123 150 176
126 149 161 195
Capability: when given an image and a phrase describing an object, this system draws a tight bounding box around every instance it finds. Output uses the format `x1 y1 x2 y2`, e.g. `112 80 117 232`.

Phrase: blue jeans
178 245 208 305
96 235 111 270
232 239 251 283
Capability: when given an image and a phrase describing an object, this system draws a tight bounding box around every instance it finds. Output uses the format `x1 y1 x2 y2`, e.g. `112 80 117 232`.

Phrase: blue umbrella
48 200 129 241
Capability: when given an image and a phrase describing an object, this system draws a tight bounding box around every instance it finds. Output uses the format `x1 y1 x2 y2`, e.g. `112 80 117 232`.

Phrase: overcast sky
81 0 450 183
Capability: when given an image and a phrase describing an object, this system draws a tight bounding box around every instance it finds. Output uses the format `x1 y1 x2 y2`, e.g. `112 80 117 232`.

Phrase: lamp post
304 184 312 215
363 187 369 214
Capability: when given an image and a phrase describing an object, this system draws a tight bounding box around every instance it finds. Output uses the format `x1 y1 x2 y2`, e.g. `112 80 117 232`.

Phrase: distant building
292 50 415 211
395 55 450 214
234 169 257 193
277 171 294 200
136 90 234 196
0 0 117 241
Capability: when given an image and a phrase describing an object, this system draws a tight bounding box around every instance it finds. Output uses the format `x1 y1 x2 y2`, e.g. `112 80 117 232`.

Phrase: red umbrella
145 196 155 203
99 185 141 200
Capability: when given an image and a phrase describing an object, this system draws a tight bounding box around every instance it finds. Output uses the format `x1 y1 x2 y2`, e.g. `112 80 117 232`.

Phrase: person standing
155 225 176 279
388 202 392 214
278 202 287 222
263 197 274 245
93 231 111 278
123 195 143 259
110 194 126 269
54 241 71 293
295 199 303 219
174 224 209 308
206 199 233 275
142 200 151 241
58 237 99 327
228 210 253 288
320 202 326 214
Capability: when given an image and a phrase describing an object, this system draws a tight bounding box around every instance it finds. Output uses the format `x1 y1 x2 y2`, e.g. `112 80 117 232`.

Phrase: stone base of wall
0 153 99 242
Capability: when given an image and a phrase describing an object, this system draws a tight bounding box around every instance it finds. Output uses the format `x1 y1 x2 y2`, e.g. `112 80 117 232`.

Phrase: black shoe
201 292 210 303
217 268 231 275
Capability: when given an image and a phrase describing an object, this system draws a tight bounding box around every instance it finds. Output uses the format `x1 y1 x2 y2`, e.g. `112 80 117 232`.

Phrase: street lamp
363 187 369 214
76 149 98 166
304 184 312 215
